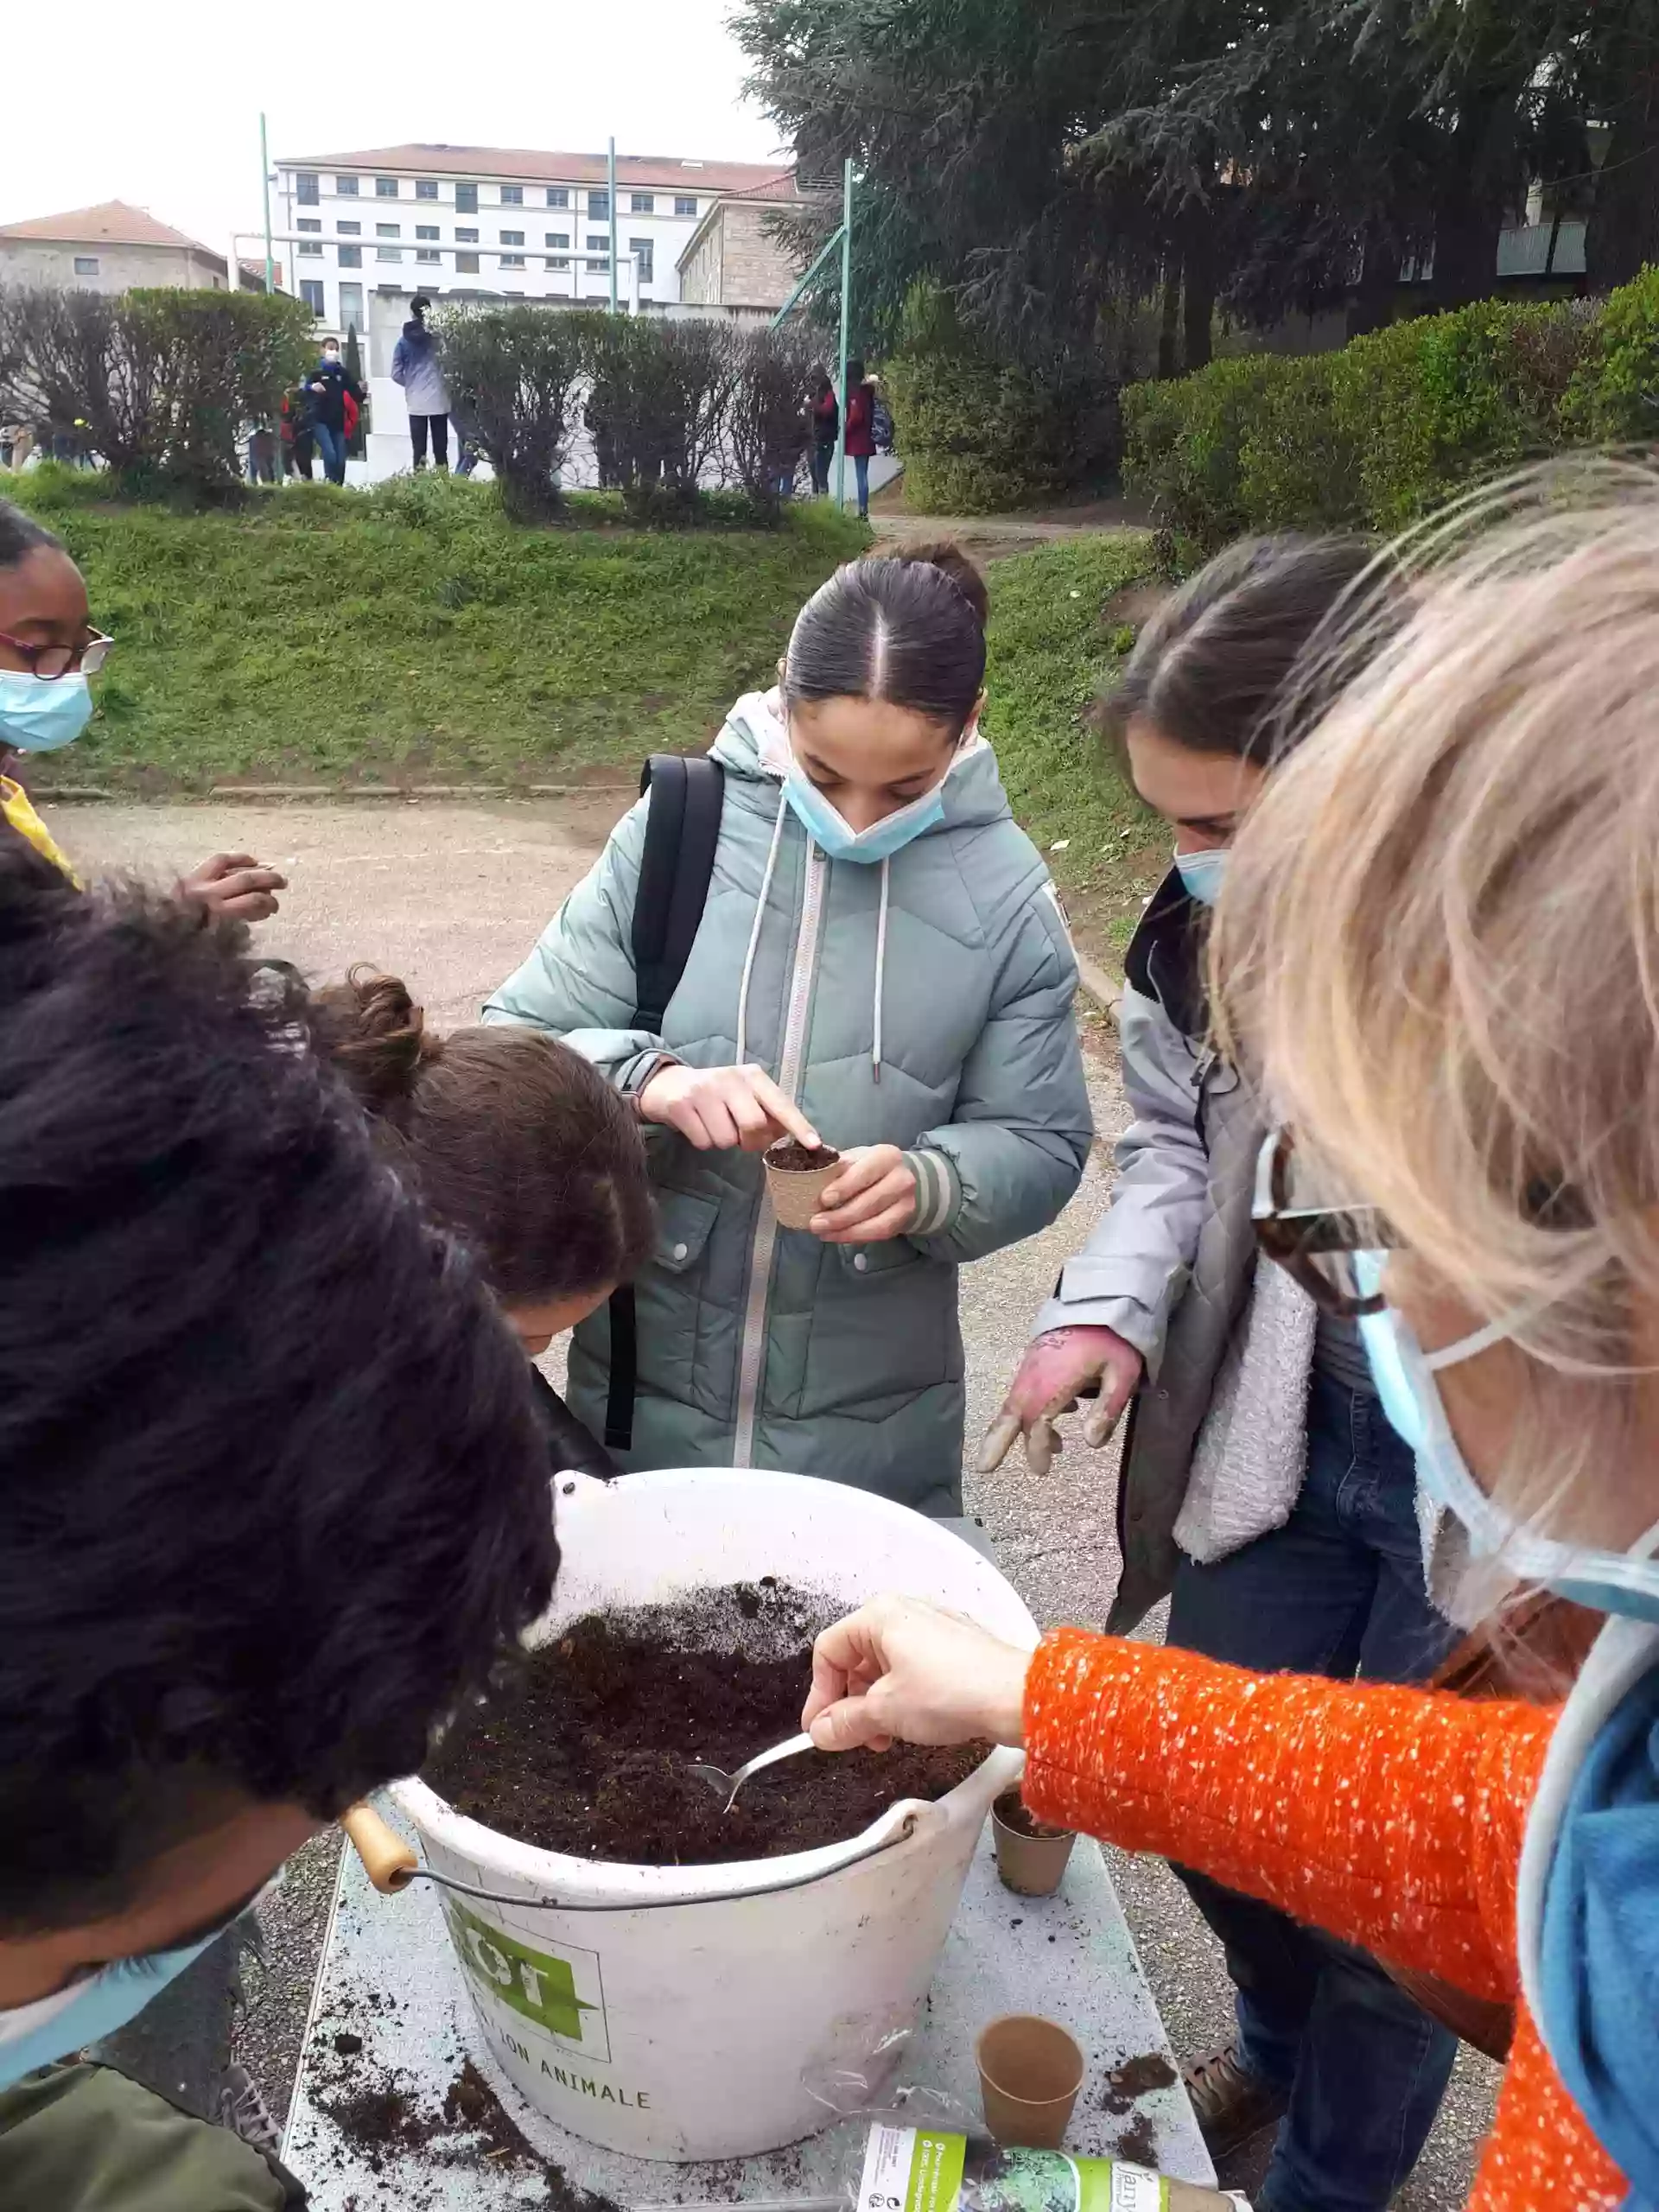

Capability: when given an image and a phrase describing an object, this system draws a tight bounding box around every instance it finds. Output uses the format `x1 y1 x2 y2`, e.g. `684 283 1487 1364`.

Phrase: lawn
8 471 869 792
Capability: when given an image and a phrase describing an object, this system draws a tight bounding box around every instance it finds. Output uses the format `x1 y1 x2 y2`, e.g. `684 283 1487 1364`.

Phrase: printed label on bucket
444 1899 610 2062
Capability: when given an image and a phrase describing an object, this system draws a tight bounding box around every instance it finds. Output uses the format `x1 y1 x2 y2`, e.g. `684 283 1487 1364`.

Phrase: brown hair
889 537 989 632
311 971 655 1307
784 556 986 734
1096 534 1382 764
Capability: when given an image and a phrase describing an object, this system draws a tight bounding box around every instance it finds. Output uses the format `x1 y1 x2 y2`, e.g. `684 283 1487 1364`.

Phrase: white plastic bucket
391 1467 1035 2161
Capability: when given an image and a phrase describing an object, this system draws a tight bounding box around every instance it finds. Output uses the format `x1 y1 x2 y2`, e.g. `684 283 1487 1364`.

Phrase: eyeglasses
1251 1128 1396 1319
0 629 113 679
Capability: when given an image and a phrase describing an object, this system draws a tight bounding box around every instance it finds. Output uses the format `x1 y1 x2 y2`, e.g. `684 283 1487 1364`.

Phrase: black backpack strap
606 753 726 1453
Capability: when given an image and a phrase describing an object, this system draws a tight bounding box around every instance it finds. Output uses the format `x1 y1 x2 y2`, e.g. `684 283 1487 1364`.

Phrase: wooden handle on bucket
341 1802 419 1894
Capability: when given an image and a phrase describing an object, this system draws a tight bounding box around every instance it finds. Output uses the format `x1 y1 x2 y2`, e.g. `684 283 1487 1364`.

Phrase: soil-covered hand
638 1062 819 1154
978 1325 1143 1478
810 1144 916 1244
181 852 287 926
803 1594 1030 1754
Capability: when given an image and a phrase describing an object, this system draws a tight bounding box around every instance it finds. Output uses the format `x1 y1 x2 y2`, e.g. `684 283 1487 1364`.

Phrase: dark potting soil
765 1140 841 1171
993 1787 1070 1840
1099 2050 1178 2113
423 1580 983 1864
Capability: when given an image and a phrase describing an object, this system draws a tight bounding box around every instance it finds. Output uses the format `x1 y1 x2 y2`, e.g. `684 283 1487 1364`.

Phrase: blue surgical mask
1355 1251 1659 1622
783 755 948 864
0 1931 220 2089
1174 845 1227 906
0 671 93 753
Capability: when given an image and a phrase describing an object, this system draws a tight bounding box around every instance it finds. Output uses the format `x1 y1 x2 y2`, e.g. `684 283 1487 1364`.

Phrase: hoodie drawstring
735 790 790 1069
872 857 889 1085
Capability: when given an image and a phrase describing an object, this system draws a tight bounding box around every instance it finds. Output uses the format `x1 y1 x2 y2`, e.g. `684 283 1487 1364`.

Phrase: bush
1568 268 1659 442
724 327 819 522
583 318 737 520
883 283 1119 514
435 302 593 523
1124 287 1618 550
0 286 313 498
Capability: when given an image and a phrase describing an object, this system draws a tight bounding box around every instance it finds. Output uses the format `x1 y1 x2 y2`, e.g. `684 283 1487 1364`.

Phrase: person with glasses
0 499 284 919
804 471 1659 2212
980 536 1459 2212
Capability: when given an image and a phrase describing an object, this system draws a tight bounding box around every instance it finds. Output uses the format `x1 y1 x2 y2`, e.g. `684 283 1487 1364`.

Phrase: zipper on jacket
732 840 827 1467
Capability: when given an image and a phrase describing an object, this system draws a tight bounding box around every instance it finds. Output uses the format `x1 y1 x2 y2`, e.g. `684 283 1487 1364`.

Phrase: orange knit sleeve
1022 1628 1555 2002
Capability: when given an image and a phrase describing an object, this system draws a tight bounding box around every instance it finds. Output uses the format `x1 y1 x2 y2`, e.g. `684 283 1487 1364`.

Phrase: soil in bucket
423 1580 983 1865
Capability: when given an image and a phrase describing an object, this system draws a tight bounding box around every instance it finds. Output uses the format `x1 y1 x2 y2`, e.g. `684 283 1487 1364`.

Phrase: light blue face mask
0 670 94 753
1174 845 1227 906
1354 1250 1659 1623
783 754 948 864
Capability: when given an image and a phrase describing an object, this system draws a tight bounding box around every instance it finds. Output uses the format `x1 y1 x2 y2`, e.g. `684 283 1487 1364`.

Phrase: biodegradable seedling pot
993 1788 1077 1897
976 2013 1085 2149
764 1140 842 1230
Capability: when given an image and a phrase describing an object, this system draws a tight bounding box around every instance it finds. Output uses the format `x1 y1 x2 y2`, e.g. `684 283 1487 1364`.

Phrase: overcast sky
0 0 784 258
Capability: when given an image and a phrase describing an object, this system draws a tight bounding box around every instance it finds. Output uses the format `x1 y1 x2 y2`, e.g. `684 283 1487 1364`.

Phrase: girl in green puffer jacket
486 547 1094 1513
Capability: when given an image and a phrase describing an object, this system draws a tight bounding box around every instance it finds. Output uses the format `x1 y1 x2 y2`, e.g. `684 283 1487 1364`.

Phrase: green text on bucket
446 1901 602 2044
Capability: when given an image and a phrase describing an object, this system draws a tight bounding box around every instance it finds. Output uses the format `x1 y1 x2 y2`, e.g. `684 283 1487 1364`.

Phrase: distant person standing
810 369 838 496
842 360 879 520
280 381 314 480
308 337 362 486
392 296 451 472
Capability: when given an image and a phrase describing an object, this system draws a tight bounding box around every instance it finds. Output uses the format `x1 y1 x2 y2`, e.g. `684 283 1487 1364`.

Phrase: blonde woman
800 469 1659 2212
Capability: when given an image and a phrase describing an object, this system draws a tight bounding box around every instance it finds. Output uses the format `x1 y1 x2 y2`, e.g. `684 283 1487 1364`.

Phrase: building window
500 183 524 206
455 182 478 213
298 217 321 232
338 245 362 269
546 255 570 271
456 251 480 275
499 229 524 246
416 179 438 200
455 226 478 244
629 238 654 284
546 187 569 208
587 257 609 275
499 253 525 269
337 219 361 236
545 231 569 248
675 194 698 217
589 188 610 217
416 224 438 241
336 175 359 196
339 281 364 329
416 249 441 264
299 279 325 315
376 222 400 238
297 240 322 258
296 171 320 205
73 255 99 276
376 176 399 198
631 192 655 213
377 245 404 263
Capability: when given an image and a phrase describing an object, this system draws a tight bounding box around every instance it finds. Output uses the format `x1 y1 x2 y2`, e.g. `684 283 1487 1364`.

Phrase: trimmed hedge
1122 284 1631 549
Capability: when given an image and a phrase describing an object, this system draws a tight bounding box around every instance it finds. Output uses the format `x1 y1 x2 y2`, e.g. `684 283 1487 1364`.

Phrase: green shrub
1122 357 1278 546
435 302 594 523
1568 268 1659 442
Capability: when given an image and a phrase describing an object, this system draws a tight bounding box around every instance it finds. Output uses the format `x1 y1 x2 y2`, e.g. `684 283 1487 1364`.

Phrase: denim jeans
853 451 870 516
811 439 835 495
314 421 347 484
1166 1373 1460 2212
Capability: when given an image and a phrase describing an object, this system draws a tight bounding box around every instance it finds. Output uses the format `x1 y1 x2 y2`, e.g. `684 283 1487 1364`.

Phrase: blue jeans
853 451 870 515
314 421 346 484
1166 1374 1460 2212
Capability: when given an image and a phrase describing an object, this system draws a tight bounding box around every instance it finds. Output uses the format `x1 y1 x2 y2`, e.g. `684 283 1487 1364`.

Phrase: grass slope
10 471 868 791
981 533 1170 964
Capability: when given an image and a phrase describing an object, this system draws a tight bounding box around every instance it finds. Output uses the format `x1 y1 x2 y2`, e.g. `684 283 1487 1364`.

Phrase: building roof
0 200 218 251
276 143 801 201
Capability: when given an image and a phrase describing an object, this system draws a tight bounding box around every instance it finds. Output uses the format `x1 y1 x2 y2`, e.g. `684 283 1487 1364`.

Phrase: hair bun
312 968 435 1112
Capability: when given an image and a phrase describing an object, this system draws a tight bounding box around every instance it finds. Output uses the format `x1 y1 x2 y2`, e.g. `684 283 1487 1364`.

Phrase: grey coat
486 691 1094 1512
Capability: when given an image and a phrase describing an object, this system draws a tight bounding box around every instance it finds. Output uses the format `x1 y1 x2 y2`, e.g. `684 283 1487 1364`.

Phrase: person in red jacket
804 468 1659 2212
842 359 878 518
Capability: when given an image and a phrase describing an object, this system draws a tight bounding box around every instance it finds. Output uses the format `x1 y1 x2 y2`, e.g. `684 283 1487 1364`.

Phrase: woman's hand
979 1325 1144 1477
181 852 287 926
810 1144 917 1243
802 1595 1031 1753
638 1062 819 1154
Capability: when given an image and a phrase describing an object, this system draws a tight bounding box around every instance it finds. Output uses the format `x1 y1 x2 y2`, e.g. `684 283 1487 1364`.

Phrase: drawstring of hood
734 786 891 1089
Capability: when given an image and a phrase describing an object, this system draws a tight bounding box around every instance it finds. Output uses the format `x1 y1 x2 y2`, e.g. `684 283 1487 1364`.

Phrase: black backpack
604 753 726 1451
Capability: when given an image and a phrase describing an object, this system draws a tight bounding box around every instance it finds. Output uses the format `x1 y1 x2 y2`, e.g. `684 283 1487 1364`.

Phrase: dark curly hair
0 849 557 1935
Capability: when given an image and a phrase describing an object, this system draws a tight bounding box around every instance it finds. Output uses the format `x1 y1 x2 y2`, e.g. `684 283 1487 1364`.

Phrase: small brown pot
993 1788 1077 1897
976 2013 1084 2149
763 1140 842 1230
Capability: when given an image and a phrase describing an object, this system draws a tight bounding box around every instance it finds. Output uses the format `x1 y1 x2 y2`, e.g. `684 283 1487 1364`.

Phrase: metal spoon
688 1732 815 1813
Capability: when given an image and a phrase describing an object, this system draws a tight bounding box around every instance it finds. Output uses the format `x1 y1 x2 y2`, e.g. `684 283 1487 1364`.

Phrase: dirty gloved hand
978 1325 1143 1477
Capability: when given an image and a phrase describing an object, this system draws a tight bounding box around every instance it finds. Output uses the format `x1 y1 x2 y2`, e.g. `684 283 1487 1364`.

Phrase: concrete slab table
281 1521 1213 2209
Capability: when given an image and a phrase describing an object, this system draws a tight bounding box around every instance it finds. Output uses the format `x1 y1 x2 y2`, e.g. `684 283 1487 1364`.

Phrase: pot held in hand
764 1139 842 1229
993 1788 1077 1897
